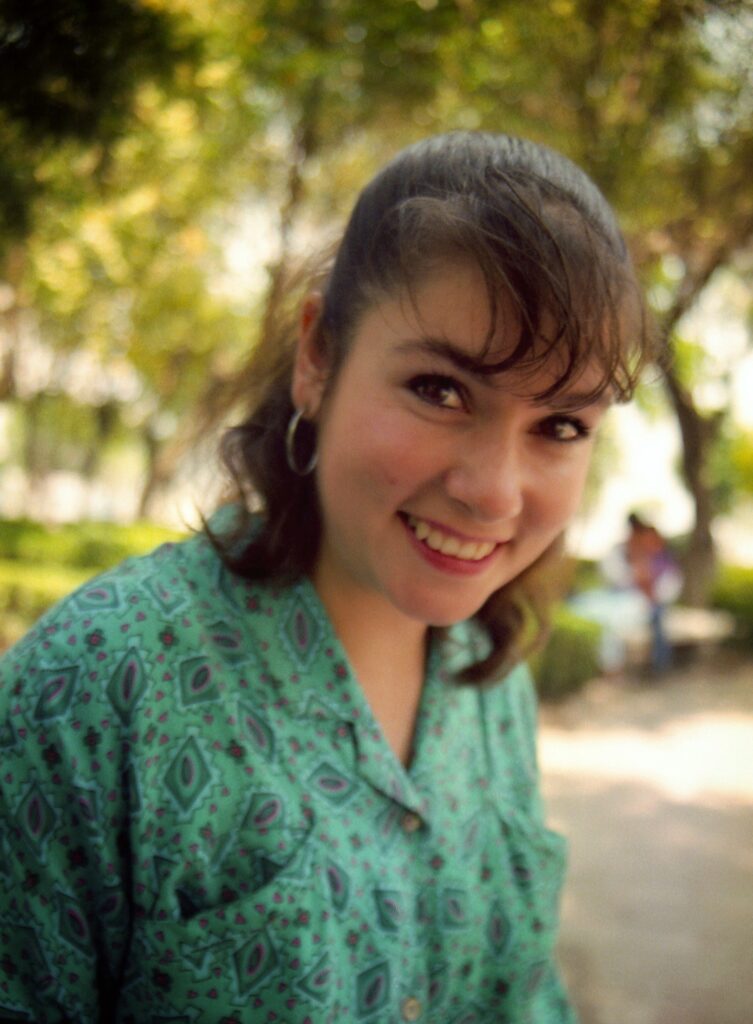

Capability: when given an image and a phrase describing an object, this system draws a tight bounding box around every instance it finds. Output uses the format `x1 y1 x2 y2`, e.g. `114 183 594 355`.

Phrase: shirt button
401 811 422 834
401 996 422 1021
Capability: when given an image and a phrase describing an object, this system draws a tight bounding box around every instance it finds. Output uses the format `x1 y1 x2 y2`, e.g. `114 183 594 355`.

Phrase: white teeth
458 540 479 559
414 519 430 541
474 542 495 559
441 535 461 557
406 516 496 561
426 529 445 552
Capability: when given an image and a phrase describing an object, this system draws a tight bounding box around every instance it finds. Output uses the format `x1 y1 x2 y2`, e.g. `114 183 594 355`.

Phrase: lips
403 514 498 562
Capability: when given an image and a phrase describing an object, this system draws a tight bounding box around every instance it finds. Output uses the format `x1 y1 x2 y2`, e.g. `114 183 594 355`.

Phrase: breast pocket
184 799 318 922
123 817 334 1023
481 797 569 1007
494 799 566 929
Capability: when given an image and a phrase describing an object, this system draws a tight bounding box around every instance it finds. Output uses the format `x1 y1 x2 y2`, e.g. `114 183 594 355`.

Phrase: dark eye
408 374 466 410
538 415 590 442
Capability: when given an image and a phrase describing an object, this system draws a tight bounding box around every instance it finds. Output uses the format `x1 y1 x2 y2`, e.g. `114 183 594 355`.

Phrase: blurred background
1 3 752 1018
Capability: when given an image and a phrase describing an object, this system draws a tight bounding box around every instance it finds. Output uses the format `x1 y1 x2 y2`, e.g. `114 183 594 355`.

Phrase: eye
537 415 591 442
408 374 466 411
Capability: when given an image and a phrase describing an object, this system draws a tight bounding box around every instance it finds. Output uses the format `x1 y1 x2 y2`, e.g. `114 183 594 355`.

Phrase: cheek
325 404 436 494
373 427 430 490
371 416 447 495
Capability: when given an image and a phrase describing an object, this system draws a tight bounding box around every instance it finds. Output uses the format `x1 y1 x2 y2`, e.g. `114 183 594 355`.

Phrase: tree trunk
81 400 119 479
137 420 171 519
660 360 721 605
654 203 753 604
659 254 730 606
0 244 26 400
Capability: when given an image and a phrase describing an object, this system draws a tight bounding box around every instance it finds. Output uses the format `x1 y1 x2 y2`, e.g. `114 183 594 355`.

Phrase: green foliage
703 426 753 514
0 0 195 250
0 556 89 616
0 0 189 142
0 517 184 569
725 428 753 499
712 564 753 646
567 557 603 595
2 0 753 540
729 431 753 498
249 0 456 127
530 605 603 702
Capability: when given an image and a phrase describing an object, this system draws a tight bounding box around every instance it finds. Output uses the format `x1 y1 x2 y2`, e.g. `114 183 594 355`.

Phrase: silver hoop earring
285 408 318 476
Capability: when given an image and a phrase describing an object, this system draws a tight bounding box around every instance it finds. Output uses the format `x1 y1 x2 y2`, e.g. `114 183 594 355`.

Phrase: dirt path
539 652 753 1024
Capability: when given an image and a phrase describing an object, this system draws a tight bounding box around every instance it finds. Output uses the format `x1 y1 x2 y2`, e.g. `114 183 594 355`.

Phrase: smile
404 515 497 562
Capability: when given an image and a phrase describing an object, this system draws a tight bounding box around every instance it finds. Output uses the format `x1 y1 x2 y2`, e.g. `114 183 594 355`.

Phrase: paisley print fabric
0 522 577 1023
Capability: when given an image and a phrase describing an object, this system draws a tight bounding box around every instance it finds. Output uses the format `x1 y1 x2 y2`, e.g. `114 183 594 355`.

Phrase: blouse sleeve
0 610 133 1023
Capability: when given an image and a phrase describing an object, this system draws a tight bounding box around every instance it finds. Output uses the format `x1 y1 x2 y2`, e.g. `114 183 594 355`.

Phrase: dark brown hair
212 131 654 683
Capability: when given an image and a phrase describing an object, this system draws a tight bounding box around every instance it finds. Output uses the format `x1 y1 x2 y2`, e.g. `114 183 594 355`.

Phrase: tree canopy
1 0 752 598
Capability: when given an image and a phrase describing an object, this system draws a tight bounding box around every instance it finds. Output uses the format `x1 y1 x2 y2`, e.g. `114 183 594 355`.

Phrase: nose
443 433 525 523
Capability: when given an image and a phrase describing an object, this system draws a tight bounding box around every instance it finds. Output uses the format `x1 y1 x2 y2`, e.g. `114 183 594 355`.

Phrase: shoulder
0 531 232 719
0 520 309 730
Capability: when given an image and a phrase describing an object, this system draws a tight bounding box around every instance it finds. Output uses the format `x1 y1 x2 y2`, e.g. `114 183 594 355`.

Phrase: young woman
0 132 651 1023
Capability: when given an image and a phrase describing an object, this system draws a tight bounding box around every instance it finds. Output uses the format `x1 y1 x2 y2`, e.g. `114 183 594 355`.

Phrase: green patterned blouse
0 524 577 1023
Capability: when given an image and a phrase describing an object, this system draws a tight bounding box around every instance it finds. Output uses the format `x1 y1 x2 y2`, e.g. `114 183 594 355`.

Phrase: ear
291 292 330 418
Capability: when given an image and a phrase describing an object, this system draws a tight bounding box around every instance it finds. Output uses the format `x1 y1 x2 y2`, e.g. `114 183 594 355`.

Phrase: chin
398 593 491 630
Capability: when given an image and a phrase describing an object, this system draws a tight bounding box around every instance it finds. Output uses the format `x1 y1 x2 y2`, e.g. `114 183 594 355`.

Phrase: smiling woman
293 263 609 648
220 133 650 685
0 132 653 1023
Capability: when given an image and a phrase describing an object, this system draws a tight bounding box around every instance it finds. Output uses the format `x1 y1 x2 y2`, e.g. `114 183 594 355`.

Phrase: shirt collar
205 518 482 818
219 567 455 816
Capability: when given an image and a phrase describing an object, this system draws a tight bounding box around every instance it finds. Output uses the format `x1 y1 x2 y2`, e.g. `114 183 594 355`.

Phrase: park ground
540 651 753 1024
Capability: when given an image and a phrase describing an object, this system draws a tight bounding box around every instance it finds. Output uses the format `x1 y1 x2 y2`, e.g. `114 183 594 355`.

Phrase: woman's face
293 262 609 631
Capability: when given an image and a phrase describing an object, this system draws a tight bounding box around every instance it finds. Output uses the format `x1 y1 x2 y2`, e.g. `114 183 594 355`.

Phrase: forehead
395 261 501 342
380 261 575 360
354 262 511 373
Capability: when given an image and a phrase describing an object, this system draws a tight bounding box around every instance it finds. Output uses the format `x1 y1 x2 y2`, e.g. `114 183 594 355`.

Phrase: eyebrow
394 336 614 410
394 337 497 381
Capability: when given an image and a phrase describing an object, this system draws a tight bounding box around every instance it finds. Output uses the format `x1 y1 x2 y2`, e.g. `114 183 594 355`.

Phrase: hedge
712 564 753 646
0 518 184 570
530 605 603 702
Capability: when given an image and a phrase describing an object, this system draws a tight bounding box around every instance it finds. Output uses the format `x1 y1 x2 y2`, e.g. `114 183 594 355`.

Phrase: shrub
531 605 603 702
712 565 753 646
567 556 602 594
0 518 184 570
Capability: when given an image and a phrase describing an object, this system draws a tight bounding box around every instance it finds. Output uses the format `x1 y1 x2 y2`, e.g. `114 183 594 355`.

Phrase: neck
311 568 429 766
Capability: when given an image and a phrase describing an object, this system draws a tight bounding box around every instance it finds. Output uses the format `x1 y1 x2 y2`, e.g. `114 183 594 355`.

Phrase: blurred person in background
625 512 682 673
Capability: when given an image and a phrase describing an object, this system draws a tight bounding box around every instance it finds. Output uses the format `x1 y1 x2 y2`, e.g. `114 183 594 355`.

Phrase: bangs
364 187 653 405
